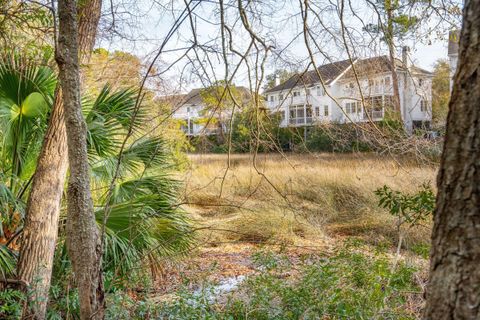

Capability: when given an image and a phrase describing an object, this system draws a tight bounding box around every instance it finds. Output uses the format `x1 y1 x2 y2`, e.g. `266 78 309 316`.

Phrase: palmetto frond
0 55 56 188
84 86 192 277
84 85 145 158
90 136 170 182
0 244 15 279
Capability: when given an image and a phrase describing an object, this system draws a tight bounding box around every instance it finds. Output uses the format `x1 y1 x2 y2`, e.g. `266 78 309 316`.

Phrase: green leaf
20 92 48 118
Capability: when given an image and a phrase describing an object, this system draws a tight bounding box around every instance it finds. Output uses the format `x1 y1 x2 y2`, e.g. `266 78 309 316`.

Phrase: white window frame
289 104 313 125
420 100 429 112
316 85 325 96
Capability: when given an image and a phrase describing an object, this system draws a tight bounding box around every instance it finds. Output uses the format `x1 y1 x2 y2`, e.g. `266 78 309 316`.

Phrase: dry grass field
181 153 437 252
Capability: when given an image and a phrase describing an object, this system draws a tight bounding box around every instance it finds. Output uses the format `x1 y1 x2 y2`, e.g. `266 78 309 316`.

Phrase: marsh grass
183 153 436 252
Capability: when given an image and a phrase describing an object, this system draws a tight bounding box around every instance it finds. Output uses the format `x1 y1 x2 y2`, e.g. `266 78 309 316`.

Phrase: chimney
402 46 410 69
274 72 279 86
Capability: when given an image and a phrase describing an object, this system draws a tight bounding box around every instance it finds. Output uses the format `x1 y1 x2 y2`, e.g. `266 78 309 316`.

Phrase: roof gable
264 59 353 93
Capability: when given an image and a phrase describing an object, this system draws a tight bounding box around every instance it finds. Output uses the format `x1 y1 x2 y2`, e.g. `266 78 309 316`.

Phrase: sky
98 0 461 93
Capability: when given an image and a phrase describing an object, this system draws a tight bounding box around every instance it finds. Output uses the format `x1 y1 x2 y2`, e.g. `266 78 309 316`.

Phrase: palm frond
95 174 192 275
0 56 55 184
84 85 146 159
90 136 170 182
0 244 16 279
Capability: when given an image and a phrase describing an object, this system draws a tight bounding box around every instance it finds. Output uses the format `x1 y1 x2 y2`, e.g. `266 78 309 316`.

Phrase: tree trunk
424 0 480 319
385 0 402 117
17 89 68 320
56 0 104 319
17 1 102 319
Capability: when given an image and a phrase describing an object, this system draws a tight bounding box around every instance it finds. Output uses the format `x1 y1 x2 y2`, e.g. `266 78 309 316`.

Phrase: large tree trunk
16 1 102 319
56 0 104 319
16 90 68 320
423 0 480 319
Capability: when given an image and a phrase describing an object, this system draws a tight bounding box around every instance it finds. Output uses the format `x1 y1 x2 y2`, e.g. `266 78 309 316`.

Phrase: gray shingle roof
158 86 253 112
264 59 353 93
266 56 432 94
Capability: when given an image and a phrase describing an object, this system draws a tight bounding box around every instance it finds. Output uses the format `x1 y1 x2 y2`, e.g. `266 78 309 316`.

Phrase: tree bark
56 0 104 319
17 89 68 320
17 1 102 319
385 0 402 117
424 0 480 319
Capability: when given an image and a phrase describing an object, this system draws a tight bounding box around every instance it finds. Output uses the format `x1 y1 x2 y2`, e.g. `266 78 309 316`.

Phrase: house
264 49 433 132
448 30 460 91
167 86 252 136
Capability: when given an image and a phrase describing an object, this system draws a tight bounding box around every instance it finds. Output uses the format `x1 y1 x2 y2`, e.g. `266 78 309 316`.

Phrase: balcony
289 117 313 126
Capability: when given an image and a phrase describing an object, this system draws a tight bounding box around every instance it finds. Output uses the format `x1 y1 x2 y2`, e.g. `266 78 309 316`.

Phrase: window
324 105 329 117
306 88 311 95
279 94 284 101
384 96 394 109
315 106 320 117
270 95 274 102
306 105 313 119
363 95 390 119
316 86 325 96
186 106 191 113
188 121 194 134
345 102 360 114
420 100 429 112
293 91 300 97
345 101 362 114
384 77 391 86
289 105 313 125
345 102 353 114
418 78 424 87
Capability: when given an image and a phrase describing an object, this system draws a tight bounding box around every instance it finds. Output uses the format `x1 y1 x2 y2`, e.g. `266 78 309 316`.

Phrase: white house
448 30 460 91
264 51 433 132
168 87 252 136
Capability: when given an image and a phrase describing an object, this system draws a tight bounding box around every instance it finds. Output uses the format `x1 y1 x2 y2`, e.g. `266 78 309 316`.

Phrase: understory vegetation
1 153 435 319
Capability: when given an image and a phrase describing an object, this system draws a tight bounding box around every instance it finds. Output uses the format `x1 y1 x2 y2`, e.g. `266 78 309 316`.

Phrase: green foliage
305 125 372 153
411 242 430 259
263 69 296 90
364 0 426 41
374 183 435 227
0 54 56 186
155 245 421 319
199 82 243 116
432 59 450 125
0 57 193 281
0 244 16 279
0 289 25 320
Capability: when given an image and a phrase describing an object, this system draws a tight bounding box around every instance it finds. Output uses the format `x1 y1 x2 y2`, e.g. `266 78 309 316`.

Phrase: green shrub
0 289 25 320
155 244 422 319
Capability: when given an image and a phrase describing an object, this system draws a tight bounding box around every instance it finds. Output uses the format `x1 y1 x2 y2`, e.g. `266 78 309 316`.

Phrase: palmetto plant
0 56 191 279
0 55 56 277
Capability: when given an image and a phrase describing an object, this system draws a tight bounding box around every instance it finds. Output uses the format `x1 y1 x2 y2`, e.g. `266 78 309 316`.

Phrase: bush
0 289 25 320
155 244 423 319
